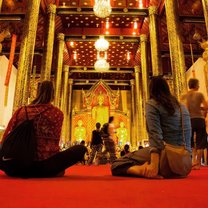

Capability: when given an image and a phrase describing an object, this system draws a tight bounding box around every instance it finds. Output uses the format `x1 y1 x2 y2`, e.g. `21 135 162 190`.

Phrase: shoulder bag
160 105 192 178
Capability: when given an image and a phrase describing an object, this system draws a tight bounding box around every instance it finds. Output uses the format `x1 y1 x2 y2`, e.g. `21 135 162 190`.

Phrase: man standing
181 78 208 169
88 123 103 165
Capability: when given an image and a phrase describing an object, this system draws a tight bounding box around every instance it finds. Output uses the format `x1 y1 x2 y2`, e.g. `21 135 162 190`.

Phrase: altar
71 80 131 145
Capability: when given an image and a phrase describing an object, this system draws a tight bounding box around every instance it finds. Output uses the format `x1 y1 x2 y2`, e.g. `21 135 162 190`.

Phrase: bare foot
127 162 149 177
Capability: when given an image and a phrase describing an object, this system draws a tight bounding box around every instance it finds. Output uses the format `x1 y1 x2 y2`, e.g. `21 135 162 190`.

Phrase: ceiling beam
69 69 133 73
0 13 24 21
65 35 139 43
57 7 148 17
2 49 43 55
73 79 130 86
180 16 205 24
64 27 141 37
161 50 202 57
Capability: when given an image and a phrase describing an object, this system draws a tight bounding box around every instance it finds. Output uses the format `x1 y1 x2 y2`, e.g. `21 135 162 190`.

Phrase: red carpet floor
0 164 208 208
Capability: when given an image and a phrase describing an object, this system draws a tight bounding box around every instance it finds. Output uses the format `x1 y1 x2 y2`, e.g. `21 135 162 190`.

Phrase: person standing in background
181 78 208 170
88 122 103 165
102 116 117 163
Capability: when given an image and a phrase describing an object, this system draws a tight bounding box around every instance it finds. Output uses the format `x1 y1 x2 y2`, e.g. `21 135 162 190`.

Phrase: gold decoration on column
134 66 143 147
67 78 73 144
149 6 162 76
54 33 65 107
61 65 69 145
0 0 3 11
140 34 149 103
140 34 149 141
165 0 187 99
13 0 41 111
130 79 136 147
30 65 37 102
138 77 146 142
202 0 208 36
41 4 56 81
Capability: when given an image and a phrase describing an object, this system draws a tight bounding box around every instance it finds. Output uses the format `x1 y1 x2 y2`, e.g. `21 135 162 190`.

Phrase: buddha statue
74 119 86 142
92 93 109 126
116 122 127 145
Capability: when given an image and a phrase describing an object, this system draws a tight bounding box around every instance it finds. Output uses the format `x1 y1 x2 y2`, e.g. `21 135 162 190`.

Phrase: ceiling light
73 51 77 61
94 58 110 71
93 0 112 18
127 51 131 61
95 36 109 51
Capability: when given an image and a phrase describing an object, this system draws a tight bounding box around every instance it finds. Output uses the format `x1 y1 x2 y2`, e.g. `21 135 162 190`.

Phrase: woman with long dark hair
111 76 192 178
0 81 87 178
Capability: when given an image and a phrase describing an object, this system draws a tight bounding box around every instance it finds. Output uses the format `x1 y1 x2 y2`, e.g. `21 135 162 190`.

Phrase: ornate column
140 35 149 141
41 4 56 81
60 65 69 145
165 0 187 98
149 6 162 76
134 66 143 148
0 0 3 11
67 78 73 145
202 0 208 36
13 0 41 110
54 33 65 107
140 34 149 103
139 81 147 142
130 79 136 148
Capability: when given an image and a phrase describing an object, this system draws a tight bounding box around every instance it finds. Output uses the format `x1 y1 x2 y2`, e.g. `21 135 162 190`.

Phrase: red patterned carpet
0 164 208 208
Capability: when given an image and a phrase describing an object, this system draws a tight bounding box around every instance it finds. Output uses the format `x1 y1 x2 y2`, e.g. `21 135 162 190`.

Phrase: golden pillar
67 78 73 144
13 0 41 110
41 4 56 81
0 0 3 11
130 79 136 147
149 6 162 76
202 0 208 36
61 65 69 144
134 66 143 147
140 34 149 141
140 34 149 103
139 81 146 142
165 0 187 98
30 65 37 102
54 33 65 107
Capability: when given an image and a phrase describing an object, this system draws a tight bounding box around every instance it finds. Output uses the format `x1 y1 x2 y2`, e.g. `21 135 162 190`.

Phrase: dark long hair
149 76 180 115
108 116 114 123
31 81 54 105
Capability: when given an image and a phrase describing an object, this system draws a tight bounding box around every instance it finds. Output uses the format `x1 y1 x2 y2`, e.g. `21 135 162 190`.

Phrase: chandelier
94 58 110 71
93 0 112 18
95 36 109 51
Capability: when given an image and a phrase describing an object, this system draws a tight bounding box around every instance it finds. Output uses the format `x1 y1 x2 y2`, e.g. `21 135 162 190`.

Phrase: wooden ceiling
0 0 206 90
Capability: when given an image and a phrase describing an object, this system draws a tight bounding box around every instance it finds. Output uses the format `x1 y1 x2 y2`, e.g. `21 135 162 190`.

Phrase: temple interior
0 0 207 148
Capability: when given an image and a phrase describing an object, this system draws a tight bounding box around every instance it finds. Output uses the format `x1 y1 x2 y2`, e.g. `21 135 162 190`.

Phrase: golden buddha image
74 119 86 142
92 93 109 126
116 121 127 145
